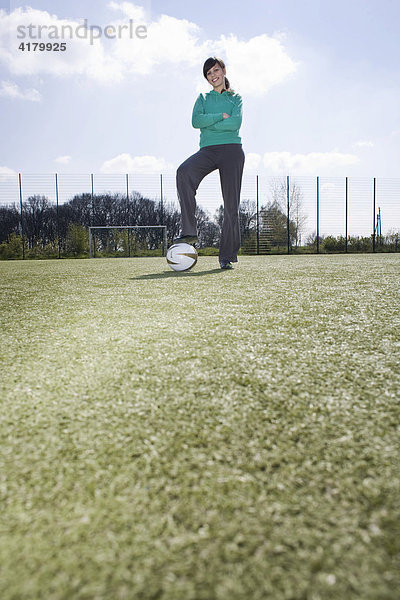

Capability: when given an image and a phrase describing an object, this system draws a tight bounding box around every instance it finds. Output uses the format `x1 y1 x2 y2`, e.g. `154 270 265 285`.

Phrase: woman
175 57 245 270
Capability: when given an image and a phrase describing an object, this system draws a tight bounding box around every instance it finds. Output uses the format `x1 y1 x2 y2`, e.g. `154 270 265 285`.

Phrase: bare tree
259 201 289 248
196 206 219 247
23 195 52 248
269 178 308 248
0 204 20 243
239 199 257 238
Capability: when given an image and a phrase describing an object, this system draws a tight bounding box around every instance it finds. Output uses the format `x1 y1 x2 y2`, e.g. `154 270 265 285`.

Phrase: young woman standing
175 57 245 269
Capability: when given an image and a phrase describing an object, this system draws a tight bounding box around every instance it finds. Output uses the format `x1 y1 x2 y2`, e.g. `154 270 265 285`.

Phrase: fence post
372 177 376 253
378 206 382 244
55 173 61 259
316 176 320 254
345 176 348 253
287 175 290 254
160 174 165 255
163 226 168 257
91 173 94 225
18 173 25 260
126 174 130 257
256 175 259 255
160 174 164 224
91 174 96 257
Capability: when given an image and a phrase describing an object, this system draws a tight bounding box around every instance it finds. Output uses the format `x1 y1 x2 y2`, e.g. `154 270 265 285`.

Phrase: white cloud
211 33 298 96
100 153 174 173
0 80 41 101
110 12 204 76
54 155 72 164
0 7 125 83
262 151 360 175
0 166 17 179
111 4 298 94
0 4 297 94
354 140 374 148
108 1 147 21
244 153 262 170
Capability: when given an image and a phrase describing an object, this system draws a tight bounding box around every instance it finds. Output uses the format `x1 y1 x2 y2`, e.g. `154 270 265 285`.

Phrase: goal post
88 225 168 258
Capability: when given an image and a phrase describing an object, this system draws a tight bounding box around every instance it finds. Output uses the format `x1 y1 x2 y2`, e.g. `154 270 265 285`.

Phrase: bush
26 242 59 260
322 235 346 253
347 236 372 252
66 224 88 257
0 233 23 260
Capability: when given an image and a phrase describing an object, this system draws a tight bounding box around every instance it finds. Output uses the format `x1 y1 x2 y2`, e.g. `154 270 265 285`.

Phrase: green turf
1 254 399 600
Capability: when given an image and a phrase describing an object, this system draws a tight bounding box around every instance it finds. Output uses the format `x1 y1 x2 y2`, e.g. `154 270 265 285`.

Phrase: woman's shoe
173 235 198 244
220 261 233 270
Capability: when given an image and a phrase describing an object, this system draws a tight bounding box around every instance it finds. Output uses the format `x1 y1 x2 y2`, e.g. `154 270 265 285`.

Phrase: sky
0 0 399 180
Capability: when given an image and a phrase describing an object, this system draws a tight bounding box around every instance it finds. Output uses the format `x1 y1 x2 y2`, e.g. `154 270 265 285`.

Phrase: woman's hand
222 113 230 119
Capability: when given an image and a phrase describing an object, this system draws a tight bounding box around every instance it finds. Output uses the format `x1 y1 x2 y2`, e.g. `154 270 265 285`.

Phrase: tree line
2 180 396 259
0 184 304 259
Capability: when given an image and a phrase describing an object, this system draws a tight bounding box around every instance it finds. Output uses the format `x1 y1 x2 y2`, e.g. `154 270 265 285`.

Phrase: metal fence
1 172 399 256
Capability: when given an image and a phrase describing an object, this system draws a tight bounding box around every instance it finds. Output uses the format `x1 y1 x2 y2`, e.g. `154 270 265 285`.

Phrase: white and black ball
166 243 198 272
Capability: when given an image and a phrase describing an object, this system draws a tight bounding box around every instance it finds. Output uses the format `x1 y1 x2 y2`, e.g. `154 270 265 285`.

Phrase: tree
306 231 324 250
213 201 258 240
260 201 289 248
22 195 53 249
215 199 272 253
66 224 88 256
159 201 181 246
195 206 219 247
269 178 308 248
0 233 24 259
239 199 257 238
214 205 224 232
0 205 20 244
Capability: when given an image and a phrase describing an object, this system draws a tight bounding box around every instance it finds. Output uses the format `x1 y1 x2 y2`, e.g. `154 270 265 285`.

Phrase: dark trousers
176 143 245 263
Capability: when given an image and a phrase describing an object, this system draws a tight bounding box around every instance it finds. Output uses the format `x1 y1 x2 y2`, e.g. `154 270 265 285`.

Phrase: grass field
1 254 399 600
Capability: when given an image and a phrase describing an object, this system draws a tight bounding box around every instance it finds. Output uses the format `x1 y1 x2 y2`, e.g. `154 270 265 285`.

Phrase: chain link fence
0 172 399 258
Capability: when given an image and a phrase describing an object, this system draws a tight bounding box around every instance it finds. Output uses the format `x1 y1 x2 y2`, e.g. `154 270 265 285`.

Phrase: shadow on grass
131 268 225 280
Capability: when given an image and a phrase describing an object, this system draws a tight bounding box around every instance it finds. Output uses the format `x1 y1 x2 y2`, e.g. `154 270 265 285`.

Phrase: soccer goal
88 226 168 258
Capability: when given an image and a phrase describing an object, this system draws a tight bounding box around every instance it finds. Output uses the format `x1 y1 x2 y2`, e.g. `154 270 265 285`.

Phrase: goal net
88 226 168 258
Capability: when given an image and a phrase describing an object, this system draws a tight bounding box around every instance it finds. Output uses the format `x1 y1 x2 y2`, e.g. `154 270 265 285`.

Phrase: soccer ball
166 243 198 272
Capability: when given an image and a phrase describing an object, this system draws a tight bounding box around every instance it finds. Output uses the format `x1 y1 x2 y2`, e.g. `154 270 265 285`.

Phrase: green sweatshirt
191 90 243 148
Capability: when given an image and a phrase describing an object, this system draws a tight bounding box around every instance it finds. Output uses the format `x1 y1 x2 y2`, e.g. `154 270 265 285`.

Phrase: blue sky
0 0 399 179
